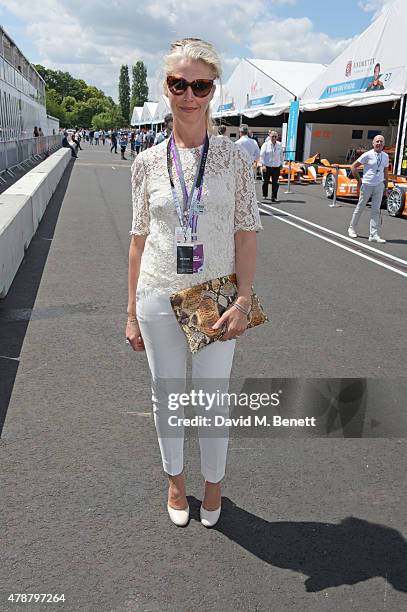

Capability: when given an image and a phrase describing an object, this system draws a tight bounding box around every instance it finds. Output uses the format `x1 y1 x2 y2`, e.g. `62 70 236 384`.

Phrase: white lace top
130 134 262 298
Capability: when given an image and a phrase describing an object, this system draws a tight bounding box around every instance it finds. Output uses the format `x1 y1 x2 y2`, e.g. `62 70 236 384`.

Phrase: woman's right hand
125 319 145 352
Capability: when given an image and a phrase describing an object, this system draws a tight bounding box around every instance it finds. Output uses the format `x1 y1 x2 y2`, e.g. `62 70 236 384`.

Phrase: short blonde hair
163 38 222 134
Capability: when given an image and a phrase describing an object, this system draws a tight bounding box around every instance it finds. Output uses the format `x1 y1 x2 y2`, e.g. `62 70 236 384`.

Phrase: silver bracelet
233 302 250 316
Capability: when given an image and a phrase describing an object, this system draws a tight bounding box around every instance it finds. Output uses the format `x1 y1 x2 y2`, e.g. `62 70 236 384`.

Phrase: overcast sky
0 0 396 101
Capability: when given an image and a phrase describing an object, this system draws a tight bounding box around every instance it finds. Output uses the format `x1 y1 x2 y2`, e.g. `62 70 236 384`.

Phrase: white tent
212 58 326 119
140 102 158 126
130 106 143 126
301 0 407 111
153 95 170 125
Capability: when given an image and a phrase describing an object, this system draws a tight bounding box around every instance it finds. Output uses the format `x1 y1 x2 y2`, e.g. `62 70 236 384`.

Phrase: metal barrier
0 135 62 180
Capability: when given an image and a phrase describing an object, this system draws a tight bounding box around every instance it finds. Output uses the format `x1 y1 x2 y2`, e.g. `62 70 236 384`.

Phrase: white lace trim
130 135 262 295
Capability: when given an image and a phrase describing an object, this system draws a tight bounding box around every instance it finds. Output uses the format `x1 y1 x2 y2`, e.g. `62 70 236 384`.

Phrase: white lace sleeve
129 154 150 236
234 145 263 233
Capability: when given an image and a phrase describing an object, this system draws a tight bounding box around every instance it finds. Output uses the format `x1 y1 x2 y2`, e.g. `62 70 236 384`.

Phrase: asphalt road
1 143 406 612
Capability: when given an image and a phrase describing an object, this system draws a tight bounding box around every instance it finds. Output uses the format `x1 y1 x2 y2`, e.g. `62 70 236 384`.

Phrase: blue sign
247 94 274 108
217 102 234 112
320 75 384 99
285 100 299 161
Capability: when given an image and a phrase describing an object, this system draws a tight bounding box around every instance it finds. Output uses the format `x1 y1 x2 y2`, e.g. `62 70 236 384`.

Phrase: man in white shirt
235 126 260 165
348 135 389 243
260 130 284 202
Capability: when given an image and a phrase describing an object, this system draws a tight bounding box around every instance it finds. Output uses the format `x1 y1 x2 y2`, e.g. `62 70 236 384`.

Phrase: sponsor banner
247 94 274 108
217 102 234 112
320 66 403 100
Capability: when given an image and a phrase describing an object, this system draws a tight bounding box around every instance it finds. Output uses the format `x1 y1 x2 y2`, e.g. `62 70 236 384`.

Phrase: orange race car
323 166 360 199
387 183 407 217
322 166 407 217
256 161 306 183
303 153 333 177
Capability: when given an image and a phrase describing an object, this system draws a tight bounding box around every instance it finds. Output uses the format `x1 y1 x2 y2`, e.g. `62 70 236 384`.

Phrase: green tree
75 97 107 127
119 64 130 124
45 88 66 123
92 109 125 131
36 63 123 128
61 96 77 113
83 85 105 100
131 61 148 111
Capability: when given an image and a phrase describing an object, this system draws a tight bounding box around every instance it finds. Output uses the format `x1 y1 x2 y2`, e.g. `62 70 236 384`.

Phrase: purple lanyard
167 133 209 239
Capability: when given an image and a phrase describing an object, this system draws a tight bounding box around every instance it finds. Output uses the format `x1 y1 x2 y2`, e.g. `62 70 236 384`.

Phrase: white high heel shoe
167 503 190 527
200 504 221 528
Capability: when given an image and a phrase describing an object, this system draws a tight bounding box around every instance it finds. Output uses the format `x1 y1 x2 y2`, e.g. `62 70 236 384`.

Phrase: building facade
0 26 48 142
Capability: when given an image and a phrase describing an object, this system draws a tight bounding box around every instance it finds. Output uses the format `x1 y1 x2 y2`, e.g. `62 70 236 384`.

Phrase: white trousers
349 182 384 236
137 293 236 483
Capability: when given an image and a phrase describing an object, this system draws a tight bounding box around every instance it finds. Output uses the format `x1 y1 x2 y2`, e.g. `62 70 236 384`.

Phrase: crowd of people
60 114 391 243
61 113 176 161
61 114 280 169
61 116 284 200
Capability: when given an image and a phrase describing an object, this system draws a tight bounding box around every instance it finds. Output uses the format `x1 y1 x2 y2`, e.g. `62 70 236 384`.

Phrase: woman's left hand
212 306 248 341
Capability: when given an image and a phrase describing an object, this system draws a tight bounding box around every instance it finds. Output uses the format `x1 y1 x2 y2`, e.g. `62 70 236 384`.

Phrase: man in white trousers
348 135 389 243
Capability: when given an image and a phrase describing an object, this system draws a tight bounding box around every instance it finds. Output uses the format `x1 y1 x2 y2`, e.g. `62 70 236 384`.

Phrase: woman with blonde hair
126 38 261 528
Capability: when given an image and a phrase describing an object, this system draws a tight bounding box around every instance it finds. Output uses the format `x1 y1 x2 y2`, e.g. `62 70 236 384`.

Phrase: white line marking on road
228 447 258 450
258 206 273 216
264 211 407 278
75 162 130 168
262 202 407 266
0 355 20 361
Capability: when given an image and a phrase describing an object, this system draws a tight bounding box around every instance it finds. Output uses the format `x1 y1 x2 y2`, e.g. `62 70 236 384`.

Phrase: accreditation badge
177 244 194 274
176 239 204 274
192 243 204 273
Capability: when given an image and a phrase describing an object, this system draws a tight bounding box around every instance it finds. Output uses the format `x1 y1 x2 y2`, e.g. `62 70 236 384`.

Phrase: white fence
0 135 62 176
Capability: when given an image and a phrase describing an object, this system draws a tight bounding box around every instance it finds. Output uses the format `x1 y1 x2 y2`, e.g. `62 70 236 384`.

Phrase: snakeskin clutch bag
169 273 268 353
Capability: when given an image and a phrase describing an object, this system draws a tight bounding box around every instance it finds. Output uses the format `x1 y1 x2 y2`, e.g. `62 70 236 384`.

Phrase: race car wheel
387 186 406 217
325 173 336 199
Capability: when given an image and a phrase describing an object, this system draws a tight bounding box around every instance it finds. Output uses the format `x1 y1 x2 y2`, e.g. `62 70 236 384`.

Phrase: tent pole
395 94 407 175
285 160 292 194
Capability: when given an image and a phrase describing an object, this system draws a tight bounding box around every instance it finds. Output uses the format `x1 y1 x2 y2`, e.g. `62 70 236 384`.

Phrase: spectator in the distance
235 126 260 162
135 130 142 154
154 113 173 144
110 128 118 154
260 130 284 202
62 131 78 158
72 130 82 151
235 126 260 179
249 130 260 147
217 125 228 139
347 134 389 243
119 131 128 159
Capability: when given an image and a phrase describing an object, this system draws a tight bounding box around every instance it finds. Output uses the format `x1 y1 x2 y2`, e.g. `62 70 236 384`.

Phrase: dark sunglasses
166 76 214 98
